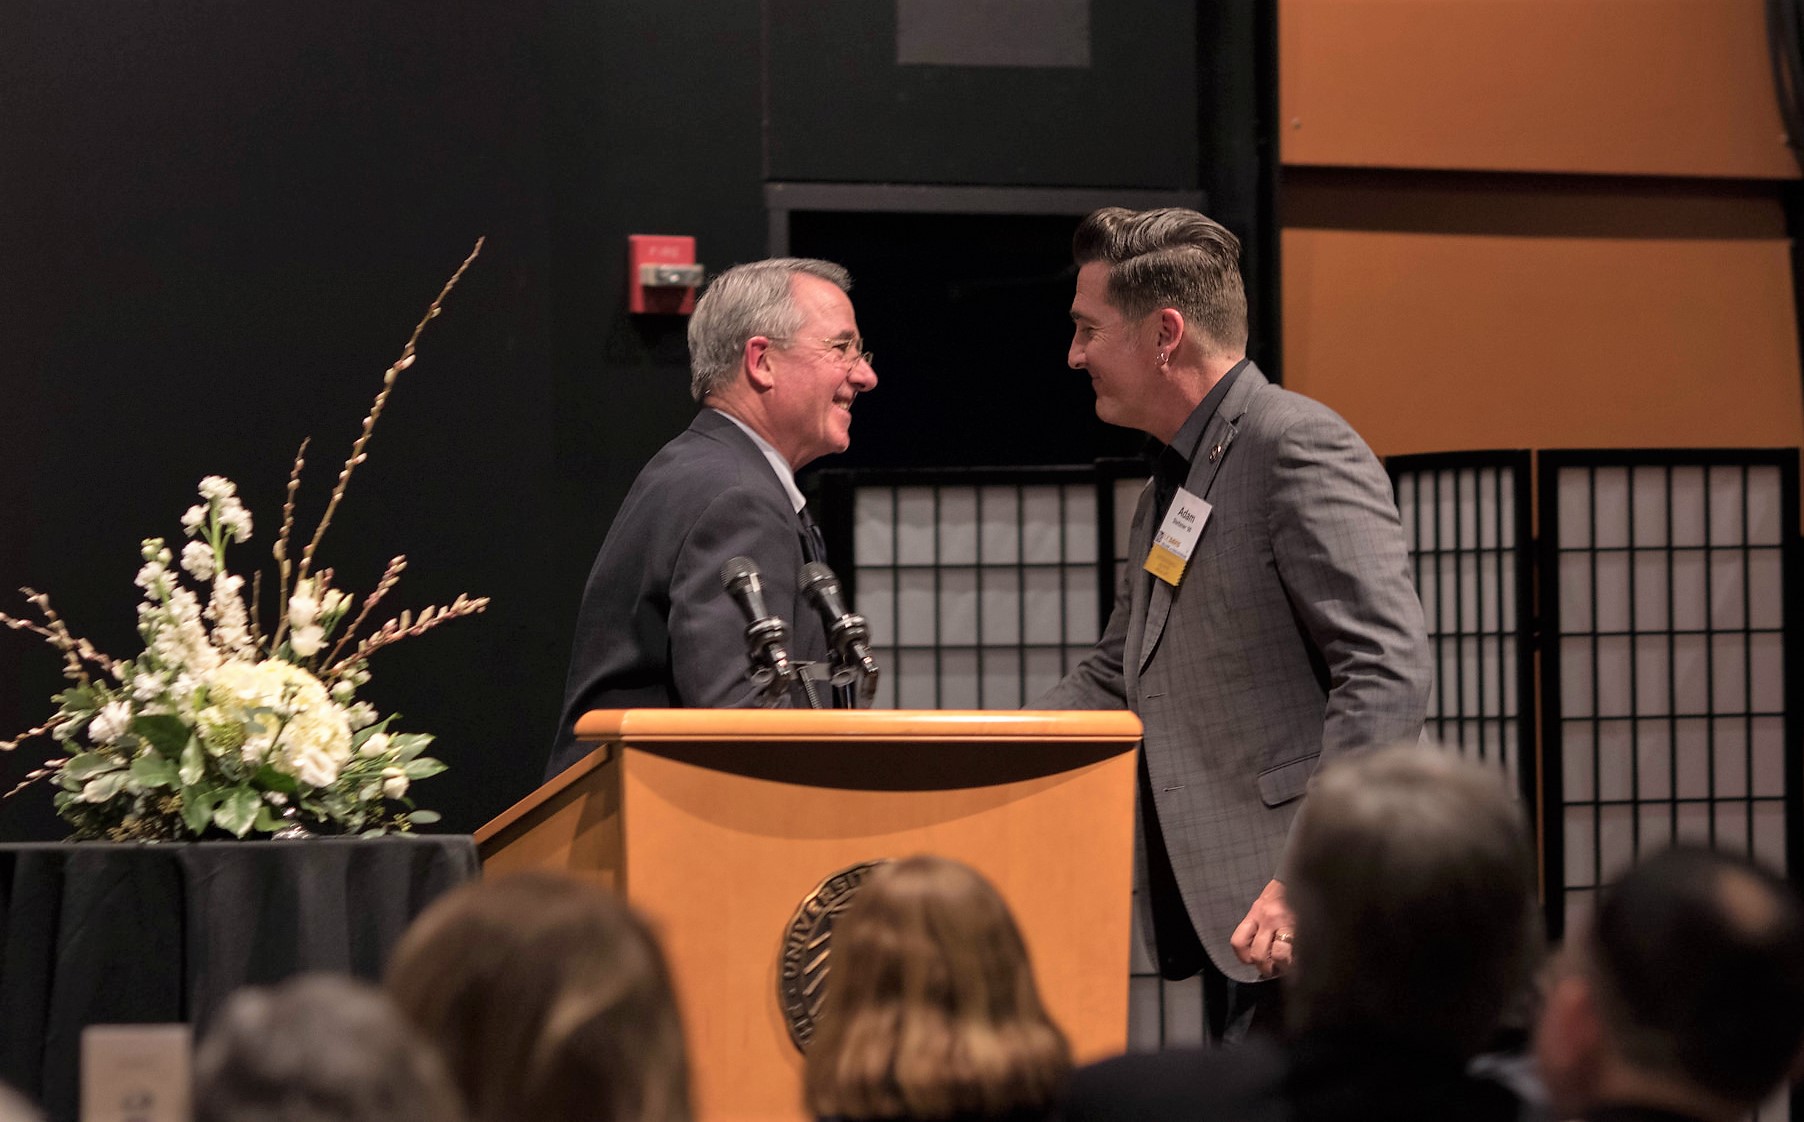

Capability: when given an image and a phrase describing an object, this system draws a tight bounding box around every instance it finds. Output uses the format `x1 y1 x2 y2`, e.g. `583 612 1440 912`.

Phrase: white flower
204 660 351 788
359 732 391 758
134 560 166 591
140 538 166 561
180 540 216 581
88 700 134 744
287 583 320 628
381 767 409 800
217 499 252 542
320 589 349 619
181 505 208 536
198 476 235 502
343 701 378 730
331 680 356 704
289 625 325 658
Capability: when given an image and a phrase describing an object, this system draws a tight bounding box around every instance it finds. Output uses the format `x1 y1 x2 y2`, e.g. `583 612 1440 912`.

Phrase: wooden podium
476 708 1142 1122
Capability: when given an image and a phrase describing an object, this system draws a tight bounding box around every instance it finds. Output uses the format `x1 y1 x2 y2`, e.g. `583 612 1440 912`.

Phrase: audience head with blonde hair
803 855 1070 1122
385 872 690 1122
194 973 463 1122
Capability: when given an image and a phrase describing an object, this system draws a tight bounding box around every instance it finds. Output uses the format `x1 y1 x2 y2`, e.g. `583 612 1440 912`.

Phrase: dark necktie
799 506 827 564
1153 444 1190 523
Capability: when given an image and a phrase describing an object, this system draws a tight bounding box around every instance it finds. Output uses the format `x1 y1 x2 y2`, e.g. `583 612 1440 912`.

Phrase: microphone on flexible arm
799 561 880 707
720 556 797 703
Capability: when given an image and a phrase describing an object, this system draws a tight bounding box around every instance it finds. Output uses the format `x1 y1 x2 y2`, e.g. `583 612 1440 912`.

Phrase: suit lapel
1135 367 1266 674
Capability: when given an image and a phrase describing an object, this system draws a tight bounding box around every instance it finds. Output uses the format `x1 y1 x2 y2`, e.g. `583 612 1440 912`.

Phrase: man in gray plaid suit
1040 207 1431 1039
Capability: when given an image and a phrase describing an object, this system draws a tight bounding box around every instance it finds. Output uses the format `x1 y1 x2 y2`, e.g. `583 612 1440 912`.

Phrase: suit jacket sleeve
1268 408 1432 767
667 480 809 708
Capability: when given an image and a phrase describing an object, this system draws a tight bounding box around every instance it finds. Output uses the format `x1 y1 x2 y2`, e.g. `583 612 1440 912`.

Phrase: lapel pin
1207 441 1225 463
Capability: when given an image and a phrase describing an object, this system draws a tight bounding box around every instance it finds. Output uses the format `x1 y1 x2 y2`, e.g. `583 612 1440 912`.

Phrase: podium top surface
571 707 1144 743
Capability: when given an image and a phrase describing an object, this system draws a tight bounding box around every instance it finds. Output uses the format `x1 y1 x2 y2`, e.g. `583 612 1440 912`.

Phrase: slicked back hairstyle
1285 744 1540 1058
1584 845 1804 1106
1071 206 1248 355
385 872 692 1122
803 855 1072 1121
686 257 853 402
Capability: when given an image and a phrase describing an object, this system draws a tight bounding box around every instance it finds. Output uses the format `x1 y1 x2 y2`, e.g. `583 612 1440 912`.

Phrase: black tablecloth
0 835 479 1122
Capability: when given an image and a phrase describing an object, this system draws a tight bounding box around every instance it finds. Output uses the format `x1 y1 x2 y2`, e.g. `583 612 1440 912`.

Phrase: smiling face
1068 261 1170 440
763 273 877 470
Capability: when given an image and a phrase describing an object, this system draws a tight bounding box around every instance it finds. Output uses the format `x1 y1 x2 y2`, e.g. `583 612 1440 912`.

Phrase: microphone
720 556 795 683
799 561 879 681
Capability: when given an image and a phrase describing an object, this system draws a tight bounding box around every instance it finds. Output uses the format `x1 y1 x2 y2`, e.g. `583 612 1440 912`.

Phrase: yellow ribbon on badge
1143 543 1187 585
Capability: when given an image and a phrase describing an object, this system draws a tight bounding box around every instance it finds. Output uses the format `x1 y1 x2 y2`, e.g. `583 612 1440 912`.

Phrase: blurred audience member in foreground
1064 744 1540 1122
386 872 691 1122
804 855 1071 1122
1536 845 1804 1122
194 973 463 1122
0 1084 41 1122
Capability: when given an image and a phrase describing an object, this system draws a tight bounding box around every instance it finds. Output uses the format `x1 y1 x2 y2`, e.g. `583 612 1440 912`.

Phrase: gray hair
1284 744 1540 1058
687 257 853 401
1072 206 1248 354
195 974 464 1122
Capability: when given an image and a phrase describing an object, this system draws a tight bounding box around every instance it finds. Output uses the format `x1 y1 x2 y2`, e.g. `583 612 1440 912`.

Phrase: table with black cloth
0 835 479 1122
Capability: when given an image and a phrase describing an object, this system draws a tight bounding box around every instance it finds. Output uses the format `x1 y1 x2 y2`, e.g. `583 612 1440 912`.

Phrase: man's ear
1155 308 1187 356
744 336 778 392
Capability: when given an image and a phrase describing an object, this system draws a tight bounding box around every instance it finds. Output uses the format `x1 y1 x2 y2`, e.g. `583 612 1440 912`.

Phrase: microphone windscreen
721 556 759 588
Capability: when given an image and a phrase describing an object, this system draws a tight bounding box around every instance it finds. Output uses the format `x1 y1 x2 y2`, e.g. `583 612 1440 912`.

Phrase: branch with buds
324 594 490 678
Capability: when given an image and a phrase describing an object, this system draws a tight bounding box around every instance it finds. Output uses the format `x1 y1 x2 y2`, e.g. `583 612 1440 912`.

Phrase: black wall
1 1 1269 838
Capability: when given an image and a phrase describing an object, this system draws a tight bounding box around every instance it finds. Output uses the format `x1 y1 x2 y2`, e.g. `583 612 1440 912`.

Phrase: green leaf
179 738 206 786
213 788 261 838
81 771 129 803
399 757 447 780
386 733 434 761
351 716 396 750
253 805 283 833
131 714 191 757
62 753 123 782
129 753 178 789
182 787 223 837
405 809 441 825
252 766 299 795
53 686 98 714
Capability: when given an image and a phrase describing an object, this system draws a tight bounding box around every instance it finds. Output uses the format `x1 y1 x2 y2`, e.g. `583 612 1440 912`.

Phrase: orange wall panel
1282 224 1804 457
1281 0 1799 179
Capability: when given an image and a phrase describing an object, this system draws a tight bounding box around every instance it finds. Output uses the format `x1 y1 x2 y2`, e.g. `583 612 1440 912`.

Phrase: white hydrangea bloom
204 660 351 789
180 540 215 581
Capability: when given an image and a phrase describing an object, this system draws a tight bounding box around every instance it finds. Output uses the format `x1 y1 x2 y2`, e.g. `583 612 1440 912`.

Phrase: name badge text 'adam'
1143 487 1211 586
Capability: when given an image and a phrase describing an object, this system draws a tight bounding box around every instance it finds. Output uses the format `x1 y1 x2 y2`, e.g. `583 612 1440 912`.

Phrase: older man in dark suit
547 258 876 779
1039 207 1431 1038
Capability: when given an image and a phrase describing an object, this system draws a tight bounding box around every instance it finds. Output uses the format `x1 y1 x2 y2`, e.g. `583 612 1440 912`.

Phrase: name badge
1143 487 1210 586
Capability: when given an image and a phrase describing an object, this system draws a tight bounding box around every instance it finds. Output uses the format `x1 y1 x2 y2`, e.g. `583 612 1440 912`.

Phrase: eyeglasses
815 337 874 370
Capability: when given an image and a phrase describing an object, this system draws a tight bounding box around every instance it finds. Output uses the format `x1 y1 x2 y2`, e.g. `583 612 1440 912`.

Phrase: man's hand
1230 879 1296 978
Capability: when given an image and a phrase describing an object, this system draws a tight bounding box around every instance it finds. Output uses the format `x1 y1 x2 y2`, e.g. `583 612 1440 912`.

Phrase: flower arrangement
0 241 490 840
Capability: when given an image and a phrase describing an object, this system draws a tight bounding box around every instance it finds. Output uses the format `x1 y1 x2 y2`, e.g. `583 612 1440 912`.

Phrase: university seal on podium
777 858 891 1051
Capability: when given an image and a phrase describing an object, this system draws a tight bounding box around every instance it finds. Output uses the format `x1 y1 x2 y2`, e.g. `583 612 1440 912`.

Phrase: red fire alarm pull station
628 234 705 314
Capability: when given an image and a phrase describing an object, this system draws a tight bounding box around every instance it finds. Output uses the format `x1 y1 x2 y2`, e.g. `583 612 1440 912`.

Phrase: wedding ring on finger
1273 930 1295 946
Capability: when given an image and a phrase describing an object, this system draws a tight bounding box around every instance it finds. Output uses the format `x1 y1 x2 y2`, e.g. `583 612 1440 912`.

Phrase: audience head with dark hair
1284 742 1541 1059
194 973 463 1122
802 854 1071 1122
385 871 691 1122
1062 744 1539 1122
1536 845 1804 1122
